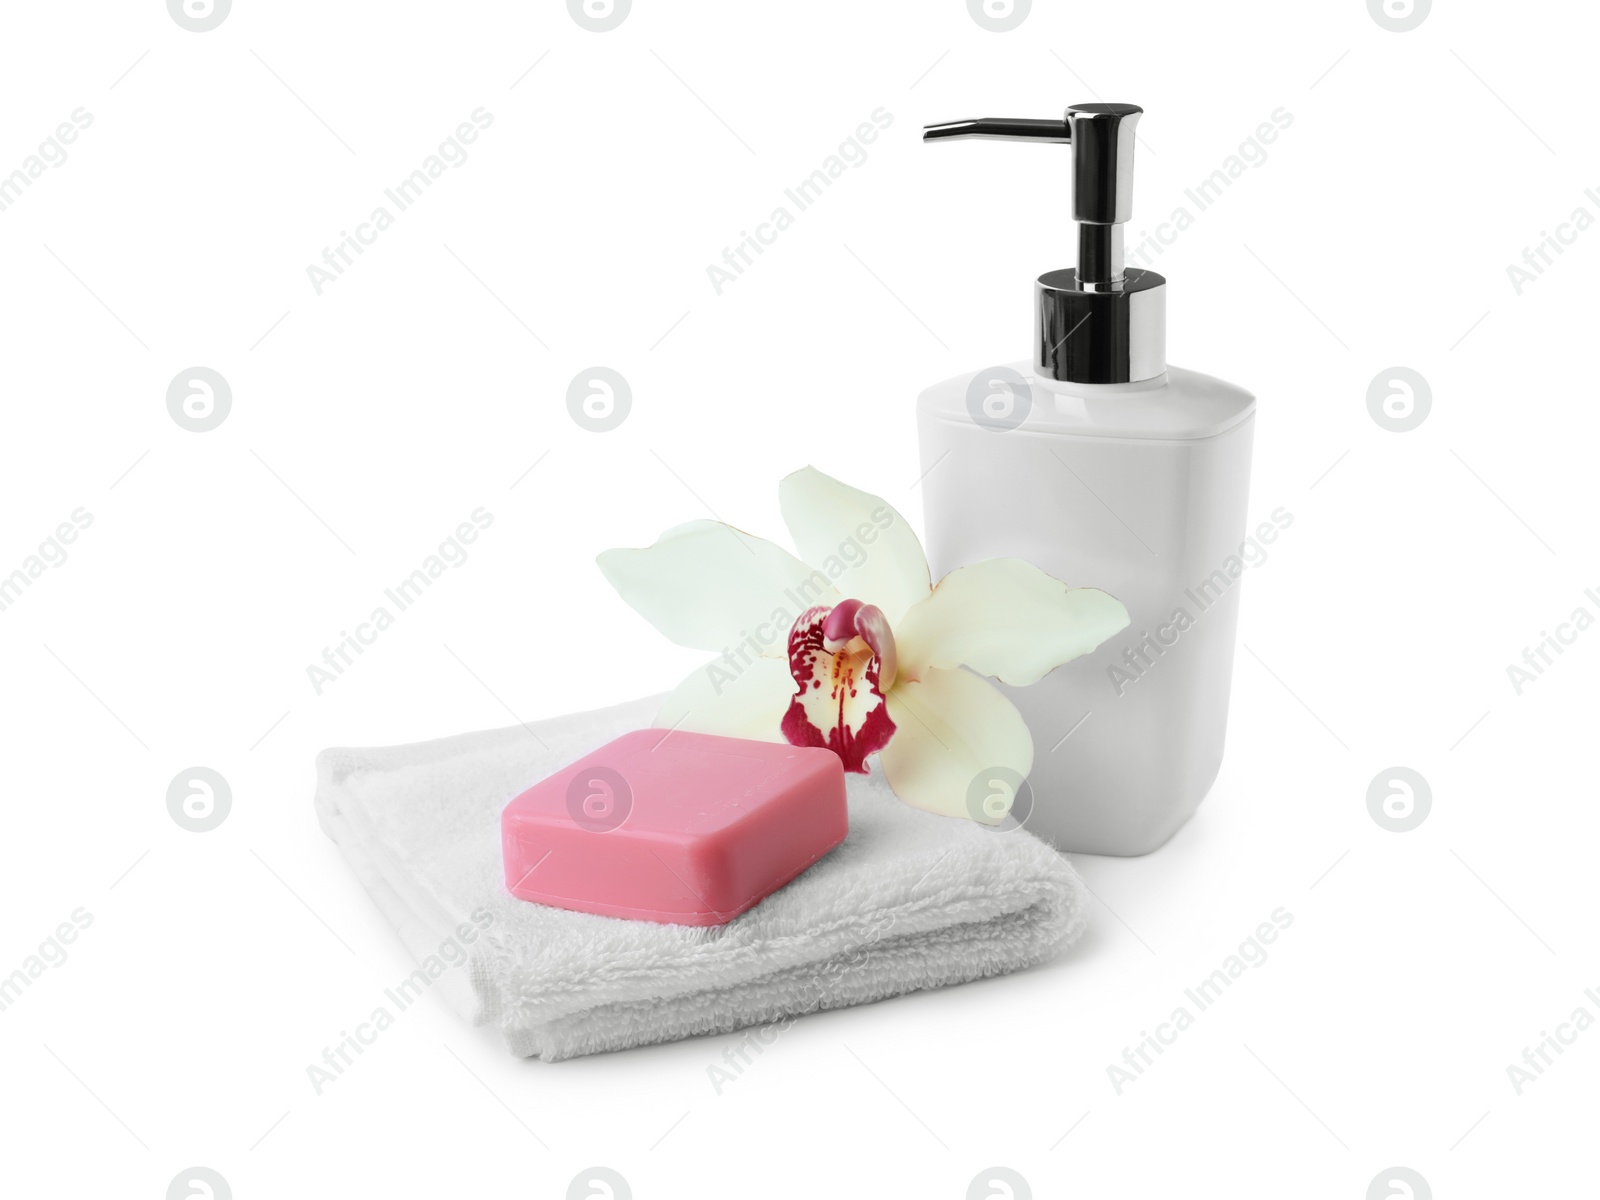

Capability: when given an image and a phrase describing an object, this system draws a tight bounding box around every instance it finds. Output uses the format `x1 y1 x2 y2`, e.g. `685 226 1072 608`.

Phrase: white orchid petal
653 655 795 742
880 668 1034 823
895 558 1130 686
778 466 931 626
598 520 841 657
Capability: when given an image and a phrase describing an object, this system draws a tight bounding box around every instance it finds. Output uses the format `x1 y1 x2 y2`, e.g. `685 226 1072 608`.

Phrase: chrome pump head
924 103 1165 384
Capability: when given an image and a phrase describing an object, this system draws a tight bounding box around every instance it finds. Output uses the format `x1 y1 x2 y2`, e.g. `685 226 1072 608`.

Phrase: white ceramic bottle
918 105 1257 855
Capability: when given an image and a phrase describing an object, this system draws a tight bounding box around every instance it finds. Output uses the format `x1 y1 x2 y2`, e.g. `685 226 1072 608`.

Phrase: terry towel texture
314 696 1088 1061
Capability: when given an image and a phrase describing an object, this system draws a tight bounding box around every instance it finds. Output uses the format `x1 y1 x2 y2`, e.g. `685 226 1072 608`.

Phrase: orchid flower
597 467 1129 824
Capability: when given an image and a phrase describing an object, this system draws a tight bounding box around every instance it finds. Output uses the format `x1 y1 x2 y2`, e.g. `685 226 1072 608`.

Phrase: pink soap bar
501 729 847 926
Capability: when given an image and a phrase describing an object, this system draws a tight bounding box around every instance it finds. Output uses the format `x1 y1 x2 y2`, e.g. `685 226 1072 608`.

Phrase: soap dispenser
918 103 1258 855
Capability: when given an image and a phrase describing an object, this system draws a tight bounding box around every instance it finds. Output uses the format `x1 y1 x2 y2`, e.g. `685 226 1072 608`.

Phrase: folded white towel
314 696 1088 1061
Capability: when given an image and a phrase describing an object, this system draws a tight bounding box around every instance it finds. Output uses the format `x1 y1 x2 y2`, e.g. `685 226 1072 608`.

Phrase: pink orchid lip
781 601 897 774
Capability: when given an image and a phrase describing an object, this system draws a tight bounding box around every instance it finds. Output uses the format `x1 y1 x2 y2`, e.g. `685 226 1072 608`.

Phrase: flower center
779 599 898 773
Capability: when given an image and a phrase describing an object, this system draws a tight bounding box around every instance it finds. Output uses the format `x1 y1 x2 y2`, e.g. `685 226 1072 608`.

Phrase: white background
1 1 1594 1196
